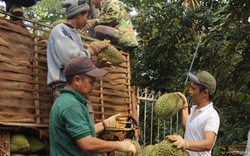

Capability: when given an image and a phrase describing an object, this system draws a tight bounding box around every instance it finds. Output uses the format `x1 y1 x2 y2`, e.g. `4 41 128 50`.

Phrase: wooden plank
0 75 47 86
0 33 48 51
94 111 129 116
0 112 49 118
0 103 51 110
91 90 129 98
0 10 53 28
0 123 49 128
0 84 51 94
0 92 52 101
0 57 48 71
0 130 10 156
90 97 130 104
92 103 131 109
0 66 47 78
0 49 48 65
95 84 131 91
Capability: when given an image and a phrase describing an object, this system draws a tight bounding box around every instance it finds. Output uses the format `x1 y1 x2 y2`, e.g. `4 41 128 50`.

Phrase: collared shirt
49 89 98 156
184 102 220 156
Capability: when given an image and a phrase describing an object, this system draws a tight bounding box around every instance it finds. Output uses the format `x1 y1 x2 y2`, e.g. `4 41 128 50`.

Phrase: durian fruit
182 151 190 156
154 93 182 120
99 45 125 66
116 151 129 156
116 139 142 156
26 136 46 153
10 154 26 156
142 145 156 156
10 134 30 153
155 139 182 156
52 19 67 26
100 153 108 156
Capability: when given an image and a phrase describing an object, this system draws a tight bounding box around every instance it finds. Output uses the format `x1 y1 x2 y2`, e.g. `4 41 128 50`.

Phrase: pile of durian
10 134 49 156
142 139 190 156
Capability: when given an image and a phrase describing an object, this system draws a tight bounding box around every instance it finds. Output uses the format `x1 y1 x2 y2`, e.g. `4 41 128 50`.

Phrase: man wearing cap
47 0 110 101
49 57 136 156
166 71 220 156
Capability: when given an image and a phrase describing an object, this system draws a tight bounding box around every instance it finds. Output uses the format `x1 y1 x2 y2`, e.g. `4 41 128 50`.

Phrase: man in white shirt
167 71 220 156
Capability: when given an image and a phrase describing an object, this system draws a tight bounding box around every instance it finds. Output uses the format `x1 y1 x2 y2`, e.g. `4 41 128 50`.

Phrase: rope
184 0 214 85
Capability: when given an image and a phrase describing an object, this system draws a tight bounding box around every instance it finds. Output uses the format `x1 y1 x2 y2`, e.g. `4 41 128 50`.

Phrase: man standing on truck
80 0 138 49
48 0 112 123
47 0 110 102
49 57 136 156
167 71 220 156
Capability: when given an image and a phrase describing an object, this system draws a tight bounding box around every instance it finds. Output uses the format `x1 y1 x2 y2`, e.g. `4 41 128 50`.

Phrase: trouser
90 25 123 46
4 0 36 11
51 82 66 102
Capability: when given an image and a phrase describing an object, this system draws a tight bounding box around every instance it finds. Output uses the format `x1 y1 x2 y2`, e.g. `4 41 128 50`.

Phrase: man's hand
80 19 97 33
166 134 189 150
104 113 126 129
117 141 136 155
89 39 110 55
175 92 188 109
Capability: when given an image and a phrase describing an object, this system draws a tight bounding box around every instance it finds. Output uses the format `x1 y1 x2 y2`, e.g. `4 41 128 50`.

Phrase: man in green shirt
49 57 136 156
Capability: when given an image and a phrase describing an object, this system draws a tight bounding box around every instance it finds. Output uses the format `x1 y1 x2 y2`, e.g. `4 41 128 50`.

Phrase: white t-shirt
184 102 220 156
244 130 250 156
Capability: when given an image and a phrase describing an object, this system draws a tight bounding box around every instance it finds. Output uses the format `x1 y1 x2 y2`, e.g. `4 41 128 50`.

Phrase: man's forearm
94 122 105 134
181 104 189 130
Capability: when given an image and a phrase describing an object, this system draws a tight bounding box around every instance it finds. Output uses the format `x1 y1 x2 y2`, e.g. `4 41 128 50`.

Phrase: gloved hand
105 113 120 128
94 54 114 68
88 39 110 56
117 141 136 155
80 19 97 33
166 134 189 150
103 113 126 129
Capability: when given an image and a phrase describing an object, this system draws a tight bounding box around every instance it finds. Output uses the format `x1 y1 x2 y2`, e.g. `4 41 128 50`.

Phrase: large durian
142 145 156 156
154 93 182 120
10 134 30 153
99 45 125 65
26 136 46 153
155 139 182 156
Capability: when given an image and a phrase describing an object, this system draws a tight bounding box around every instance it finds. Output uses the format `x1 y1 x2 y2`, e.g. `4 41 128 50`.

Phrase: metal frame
137 87 181 148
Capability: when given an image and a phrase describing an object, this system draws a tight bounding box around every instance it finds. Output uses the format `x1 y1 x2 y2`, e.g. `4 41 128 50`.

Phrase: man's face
92 0 102 9
77 76 96 99
77 12 89 29
189 81 204 104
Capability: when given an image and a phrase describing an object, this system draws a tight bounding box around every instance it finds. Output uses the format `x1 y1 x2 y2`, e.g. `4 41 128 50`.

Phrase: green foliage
24 0 65 25
126 0 250 154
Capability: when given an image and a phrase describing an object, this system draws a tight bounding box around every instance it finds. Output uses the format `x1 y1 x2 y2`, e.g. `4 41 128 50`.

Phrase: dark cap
188 71 216 95
64 57 107 78
61 0 90 19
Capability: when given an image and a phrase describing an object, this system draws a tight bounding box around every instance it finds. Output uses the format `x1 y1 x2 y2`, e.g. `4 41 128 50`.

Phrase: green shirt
49 89 98 156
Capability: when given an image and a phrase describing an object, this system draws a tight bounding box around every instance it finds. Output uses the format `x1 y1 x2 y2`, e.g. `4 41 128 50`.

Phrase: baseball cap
64 57 107 78
61 0 90 19
188 71 216 95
